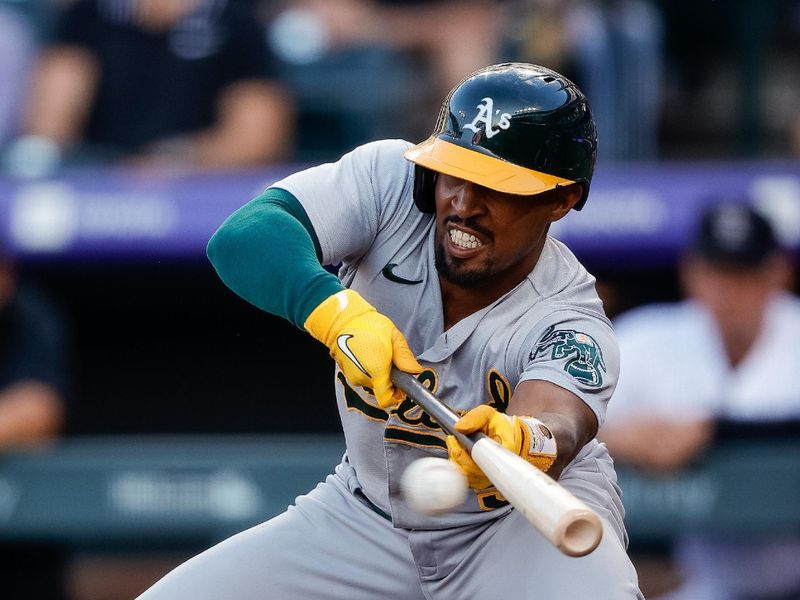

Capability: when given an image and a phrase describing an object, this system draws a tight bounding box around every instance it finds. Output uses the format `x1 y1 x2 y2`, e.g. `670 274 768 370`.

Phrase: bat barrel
558 510 604 557
470 437 603 557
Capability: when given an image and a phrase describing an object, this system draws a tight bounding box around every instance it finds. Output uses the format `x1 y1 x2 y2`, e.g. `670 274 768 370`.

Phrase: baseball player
139 63 642 599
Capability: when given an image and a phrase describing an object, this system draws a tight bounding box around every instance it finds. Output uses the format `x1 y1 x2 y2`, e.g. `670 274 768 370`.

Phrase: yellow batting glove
446 404 557 490
304 289 422 408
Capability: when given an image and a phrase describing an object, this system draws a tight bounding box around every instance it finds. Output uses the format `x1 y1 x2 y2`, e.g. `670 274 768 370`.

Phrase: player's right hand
446 405 558 489
304 289 423 408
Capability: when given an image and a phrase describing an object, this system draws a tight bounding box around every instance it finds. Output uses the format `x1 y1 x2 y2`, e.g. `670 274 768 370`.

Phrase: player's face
433 174 577 289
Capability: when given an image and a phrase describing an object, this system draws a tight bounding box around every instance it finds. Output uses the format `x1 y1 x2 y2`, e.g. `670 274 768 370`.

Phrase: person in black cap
681 201 791 368
690 200 780 266
601 201 800 599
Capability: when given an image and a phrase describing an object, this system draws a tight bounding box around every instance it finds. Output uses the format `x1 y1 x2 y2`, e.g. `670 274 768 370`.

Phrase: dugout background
1 0 799 598
21 261 686 437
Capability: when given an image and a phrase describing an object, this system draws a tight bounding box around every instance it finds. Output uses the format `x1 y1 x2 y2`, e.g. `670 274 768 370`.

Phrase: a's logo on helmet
463 97 512 139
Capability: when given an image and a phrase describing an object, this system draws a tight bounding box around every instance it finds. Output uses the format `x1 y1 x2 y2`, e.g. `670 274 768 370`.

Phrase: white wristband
519 417 557 458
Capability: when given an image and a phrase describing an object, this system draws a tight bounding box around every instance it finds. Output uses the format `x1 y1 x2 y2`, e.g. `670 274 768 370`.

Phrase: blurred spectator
0 4 36 147
370 0 501 99
0 257 66 447
601 201 800 599
6 0 292 177
0 250 70 597
264 0 501 157
501 0 663 160
266 0 501 95
659 2 785 158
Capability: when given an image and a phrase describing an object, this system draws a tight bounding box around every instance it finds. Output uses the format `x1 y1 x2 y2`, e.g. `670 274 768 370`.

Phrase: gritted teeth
449 227 483 249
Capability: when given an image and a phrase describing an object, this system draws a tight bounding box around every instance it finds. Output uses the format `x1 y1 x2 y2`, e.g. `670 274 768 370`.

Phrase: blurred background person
0 2 37 149
267 0 501 96
263 0 502 158
0 252 66 450
601 201 800 600
0 246 70 597
499 0 663 161
5 0 293 177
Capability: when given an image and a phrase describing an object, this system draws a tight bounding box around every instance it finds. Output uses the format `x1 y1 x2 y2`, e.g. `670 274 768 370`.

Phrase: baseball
400 457 468 515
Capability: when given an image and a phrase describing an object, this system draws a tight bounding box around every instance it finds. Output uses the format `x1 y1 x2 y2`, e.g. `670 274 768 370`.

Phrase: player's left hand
446 405 558 489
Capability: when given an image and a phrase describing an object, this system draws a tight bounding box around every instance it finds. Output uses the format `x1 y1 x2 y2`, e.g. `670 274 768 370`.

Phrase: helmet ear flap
412 166 437 213
573 182 590 211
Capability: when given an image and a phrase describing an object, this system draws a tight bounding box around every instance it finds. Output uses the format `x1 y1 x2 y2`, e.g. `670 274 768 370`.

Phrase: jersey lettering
476 489 510 511
486 368 511 412
393 368 440 429
384 426 446 449
338 372 388 422
394 400 440 430
339 368 443 428
385 368 447 448
530 325 607 387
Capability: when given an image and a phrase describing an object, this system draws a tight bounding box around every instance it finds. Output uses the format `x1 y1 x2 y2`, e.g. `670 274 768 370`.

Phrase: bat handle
391 368 479 452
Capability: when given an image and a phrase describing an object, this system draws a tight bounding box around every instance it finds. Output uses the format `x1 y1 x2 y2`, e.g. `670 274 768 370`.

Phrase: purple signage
1 161 798 265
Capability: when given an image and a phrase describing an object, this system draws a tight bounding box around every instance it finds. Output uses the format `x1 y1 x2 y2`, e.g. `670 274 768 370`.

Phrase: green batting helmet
404 63 597 212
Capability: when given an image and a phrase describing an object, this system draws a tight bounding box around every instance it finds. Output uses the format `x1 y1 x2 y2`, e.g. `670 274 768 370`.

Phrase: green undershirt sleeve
206 187 345 329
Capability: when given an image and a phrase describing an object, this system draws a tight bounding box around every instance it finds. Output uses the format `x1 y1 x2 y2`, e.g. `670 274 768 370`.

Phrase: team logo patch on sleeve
530 325 607 387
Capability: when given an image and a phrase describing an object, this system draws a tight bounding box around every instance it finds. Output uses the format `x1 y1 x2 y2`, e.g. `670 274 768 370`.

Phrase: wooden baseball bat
391 368 603 557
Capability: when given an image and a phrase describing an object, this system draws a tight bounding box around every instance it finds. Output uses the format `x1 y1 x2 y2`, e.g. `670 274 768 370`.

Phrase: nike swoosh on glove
305 289 422 408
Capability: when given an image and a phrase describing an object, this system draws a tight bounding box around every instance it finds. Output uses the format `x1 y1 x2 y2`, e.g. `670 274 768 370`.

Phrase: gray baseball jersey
275 139 624 535
139 140 641 600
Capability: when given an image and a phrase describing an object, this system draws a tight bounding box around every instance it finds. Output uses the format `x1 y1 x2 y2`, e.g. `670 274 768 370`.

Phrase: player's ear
548 184 582 222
